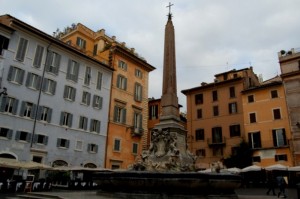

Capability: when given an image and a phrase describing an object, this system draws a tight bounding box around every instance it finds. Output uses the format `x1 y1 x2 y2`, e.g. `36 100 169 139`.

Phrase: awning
0 158 52 170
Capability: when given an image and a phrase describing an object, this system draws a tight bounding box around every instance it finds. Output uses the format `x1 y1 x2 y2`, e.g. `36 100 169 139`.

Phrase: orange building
58 23 155 169
242 76 293 167
182 67 260 167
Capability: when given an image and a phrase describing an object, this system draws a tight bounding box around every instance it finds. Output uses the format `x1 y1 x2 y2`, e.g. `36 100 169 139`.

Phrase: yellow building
182 67 260 167
242 76 293 167
58 23 155 169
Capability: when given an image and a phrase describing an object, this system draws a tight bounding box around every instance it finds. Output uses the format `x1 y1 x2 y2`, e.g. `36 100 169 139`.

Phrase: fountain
93 4 241 197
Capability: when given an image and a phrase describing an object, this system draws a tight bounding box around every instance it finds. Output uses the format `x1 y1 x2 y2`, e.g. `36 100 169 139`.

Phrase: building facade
182 67 260 167
242 76 293 167
0 15 113 171
279 48 300 165
58 23 155 169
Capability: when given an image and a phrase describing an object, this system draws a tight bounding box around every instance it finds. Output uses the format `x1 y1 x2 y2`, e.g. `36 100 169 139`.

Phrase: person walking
266 171 276 195
276 175 287 198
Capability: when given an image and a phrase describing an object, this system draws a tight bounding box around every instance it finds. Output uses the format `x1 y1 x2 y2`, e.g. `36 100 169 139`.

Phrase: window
66 59 79 82
26 73 41 90
273 108 281 120
248 95 254 103
33 45 44 68
195 129 204 141
88 143 98 153
7 66 25 85
248 131 261 148
117 75 127 90
134 83 143 101
114 106 126 124
252 156 261 162
76 37 86 49
96 72 103 90
0 35 9 55
16 37 28 62
149 105 158 120
197 109 202 119
63 85 76 101
20 102 36 118
229 87 235 98
45 51 61 75
212 90 218 101
90 119 101 133
135 69 142 78
213 106 219 116
75 140 83 151
0 127 13 139
92 95 103 109
118 60 127 70
195 94 203 104
271 90 278 98
33 134 48 145
81 91 91 106
0 97 19 114
213 147 223 156
15 131 31 142
114 139 121 151
249 113 256 123
272 128 287 147
212 127 222 143
230 124 241 137
229 102 237 114
32 156 42 163
132 143 138 154
42 78 56 95
133 112 143 134
57 138 70 148
78 116 88 130
60 112 73 127
275 154 288 161
196 149 206 157
93 44 98 56
84 66 91 86
37 106 52 123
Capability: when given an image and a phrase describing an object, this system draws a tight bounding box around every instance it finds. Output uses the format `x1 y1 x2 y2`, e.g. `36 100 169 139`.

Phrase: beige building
279 48 300 165
242 76 293 167
58 23 155 169
182 67 260 167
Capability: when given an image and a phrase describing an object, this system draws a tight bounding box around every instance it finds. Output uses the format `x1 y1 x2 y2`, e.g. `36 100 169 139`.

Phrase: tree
223 140 253 168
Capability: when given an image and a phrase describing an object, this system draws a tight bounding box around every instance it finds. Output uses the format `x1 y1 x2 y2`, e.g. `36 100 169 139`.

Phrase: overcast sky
2 0 300 112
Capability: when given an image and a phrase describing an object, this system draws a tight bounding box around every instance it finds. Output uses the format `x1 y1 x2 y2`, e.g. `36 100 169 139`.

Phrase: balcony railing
131 127 144 137
207 137 226 147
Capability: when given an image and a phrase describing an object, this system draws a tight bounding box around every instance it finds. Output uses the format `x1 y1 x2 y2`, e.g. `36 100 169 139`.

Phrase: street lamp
0 87 7 96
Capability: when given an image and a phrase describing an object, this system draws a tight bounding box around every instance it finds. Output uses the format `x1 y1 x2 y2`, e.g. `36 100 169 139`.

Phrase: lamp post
0 87 7 96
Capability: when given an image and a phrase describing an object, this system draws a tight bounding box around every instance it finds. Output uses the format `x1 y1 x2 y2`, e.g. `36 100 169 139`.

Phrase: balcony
207 137 226 147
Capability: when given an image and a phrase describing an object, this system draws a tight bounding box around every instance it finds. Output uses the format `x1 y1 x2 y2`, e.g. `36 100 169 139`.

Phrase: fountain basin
93 171 241 195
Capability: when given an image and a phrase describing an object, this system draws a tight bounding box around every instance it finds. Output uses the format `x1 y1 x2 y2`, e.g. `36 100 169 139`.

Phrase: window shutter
66 140 70 148
122 109 127 124
26 133 32 142
248 133 253 148
97 72 102 90
139 114 143 130
33 134 38 144
33 45 44 67
36 106 42 120
12 99 19 115
25 72 32 87
51 81 57 95
45 51 53 72
16 38 27 61
57 139 61 147
7 66 13 81
84 118 88 130
95 145 98 153
74 62 79 82
54 54 61 75
68 114 73 127
92 95 96 108
59 112 64 125
283 129 287 145
7 129 13 139
15 131 20 140
36 75 42 90
117 75 120 88
96 121 101 133
272 130 277 147
31 104 37 119
44 136 48 145
20 101 26 116
87 144 91 152
42 79 47 92
19 69 25 85
0 96 7 112
90 119 94 131
47 108 52 123
71 88 76 101
113 107 118 122
67 59 72 80
124 78 127 90
99 97 103 109
63 86 68 99
87 93 91 106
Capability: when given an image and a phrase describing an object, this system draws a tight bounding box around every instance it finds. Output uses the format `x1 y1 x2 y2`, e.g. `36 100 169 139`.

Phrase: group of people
266 171 288 198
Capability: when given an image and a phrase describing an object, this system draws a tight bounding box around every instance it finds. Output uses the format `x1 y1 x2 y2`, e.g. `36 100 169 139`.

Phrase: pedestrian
276 175 287 198
266 171 276 195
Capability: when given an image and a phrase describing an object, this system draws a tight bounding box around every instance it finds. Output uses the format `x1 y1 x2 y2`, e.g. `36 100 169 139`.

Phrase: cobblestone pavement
1 188 298 199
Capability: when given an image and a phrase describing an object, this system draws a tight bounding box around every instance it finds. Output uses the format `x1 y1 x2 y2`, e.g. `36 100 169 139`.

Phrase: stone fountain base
93 171 241 196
